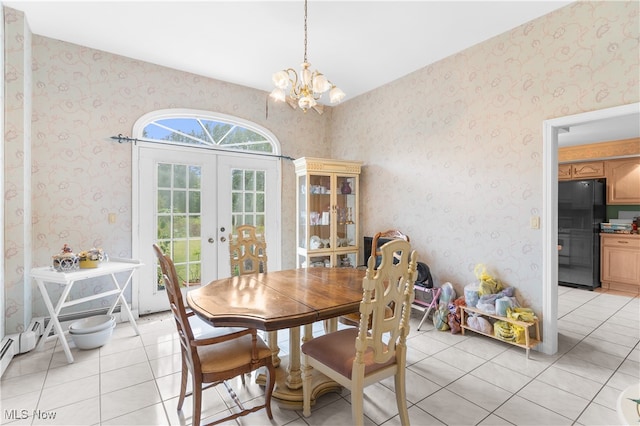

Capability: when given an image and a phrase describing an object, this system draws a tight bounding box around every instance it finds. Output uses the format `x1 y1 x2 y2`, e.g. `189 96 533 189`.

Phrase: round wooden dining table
186 267 367 409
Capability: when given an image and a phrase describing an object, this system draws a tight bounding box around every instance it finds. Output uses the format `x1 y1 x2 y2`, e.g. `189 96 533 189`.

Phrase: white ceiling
5 0 575 101
558 113 640 147
4 0 638 144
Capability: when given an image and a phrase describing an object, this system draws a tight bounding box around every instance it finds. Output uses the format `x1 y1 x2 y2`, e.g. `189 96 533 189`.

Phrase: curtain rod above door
109 134 296 161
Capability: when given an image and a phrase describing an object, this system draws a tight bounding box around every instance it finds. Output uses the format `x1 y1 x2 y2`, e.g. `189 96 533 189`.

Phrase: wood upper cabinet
606 157 640 204
557 138 639 184
573 161 605 178
558 161 605 181
558 163 572 180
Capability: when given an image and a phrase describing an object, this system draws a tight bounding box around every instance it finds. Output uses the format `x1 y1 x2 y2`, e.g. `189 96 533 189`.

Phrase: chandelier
269 0 345 114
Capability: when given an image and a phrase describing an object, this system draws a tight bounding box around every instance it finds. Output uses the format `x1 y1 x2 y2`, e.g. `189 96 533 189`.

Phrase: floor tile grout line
5 289 637 426
138 330 173 425
545 292 639 423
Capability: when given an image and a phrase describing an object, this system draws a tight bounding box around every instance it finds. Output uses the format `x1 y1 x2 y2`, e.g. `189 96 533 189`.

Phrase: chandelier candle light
270 0 345 113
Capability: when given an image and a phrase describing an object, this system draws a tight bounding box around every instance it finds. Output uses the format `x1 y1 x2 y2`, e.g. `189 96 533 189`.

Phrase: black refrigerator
558 179 606 289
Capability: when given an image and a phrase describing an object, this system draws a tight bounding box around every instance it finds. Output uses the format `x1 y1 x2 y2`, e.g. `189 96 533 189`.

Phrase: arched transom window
134 109 279 155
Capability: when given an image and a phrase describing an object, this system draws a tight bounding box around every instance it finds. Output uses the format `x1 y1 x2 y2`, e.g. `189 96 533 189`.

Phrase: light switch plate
530 216 540 229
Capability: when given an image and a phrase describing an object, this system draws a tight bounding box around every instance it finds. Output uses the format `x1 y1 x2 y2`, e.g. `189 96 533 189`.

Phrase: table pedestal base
256 356 343 410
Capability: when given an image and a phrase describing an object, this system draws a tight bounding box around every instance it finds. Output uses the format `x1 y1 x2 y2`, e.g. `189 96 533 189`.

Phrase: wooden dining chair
229 224 267 276
302 239 417 426
339 229 410 328
228 225 281 368
152 244 275 426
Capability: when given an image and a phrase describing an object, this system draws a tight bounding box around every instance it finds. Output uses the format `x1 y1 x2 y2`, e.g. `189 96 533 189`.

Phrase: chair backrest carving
229 225 267 276
370 229 410 266
356 239 417 367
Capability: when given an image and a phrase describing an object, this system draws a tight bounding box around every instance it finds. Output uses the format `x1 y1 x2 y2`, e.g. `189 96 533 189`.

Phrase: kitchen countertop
600 233 640 238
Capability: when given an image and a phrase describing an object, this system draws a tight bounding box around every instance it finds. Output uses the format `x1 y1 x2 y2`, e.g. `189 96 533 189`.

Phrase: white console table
31 258 143 363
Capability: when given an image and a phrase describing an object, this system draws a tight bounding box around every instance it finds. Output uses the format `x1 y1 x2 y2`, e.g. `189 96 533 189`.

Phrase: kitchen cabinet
558 161 605 181
600 233 640 294
605 157 640 204
558 163 572 180
294 157 362 268
458 306 541 359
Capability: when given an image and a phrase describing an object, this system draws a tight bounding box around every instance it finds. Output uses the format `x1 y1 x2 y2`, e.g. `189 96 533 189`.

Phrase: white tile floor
1 286 638 426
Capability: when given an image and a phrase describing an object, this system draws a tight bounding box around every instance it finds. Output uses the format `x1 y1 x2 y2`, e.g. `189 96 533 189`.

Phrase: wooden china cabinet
293 157 362 268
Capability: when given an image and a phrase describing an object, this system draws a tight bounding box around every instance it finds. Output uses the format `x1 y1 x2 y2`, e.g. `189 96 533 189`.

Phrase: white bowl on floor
68 314 115 335
69 322 115 349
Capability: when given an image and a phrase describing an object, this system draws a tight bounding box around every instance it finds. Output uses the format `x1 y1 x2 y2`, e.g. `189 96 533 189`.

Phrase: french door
135 144 280 314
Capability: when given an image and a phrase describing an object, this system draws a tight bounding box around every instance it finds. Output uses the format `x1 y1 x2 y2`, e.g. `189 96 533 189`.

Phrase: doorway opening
541 102 640 355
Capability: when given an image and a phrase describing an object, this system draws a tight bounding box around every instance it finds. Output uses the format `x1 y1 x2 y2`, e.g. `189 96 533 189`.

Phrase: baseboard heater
0 306 134 378
1 317 45 378
0 337 16 377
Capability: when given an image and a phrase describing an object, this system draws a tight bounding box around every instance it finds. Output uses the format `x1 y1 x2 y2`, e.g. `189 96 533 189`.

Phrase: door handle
220 236 227 243
208 238 215 244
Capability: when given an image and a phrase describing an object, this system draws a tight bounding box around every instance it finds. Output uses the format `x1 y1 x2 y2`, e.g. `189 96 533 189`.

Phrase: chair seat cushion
198 333 271 374
301 328 396 379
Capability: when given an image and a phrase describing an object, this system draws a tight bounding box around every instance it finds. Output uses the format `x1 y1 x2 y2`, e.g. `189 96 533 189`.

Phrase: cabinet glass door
298 174 307 252
335 175 358 266
308 173 332 265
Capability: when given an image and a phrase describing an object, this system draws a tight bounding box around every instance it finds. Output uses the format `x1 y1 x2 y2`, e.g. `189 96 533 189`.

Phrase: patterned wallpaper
3 1 639 337
2 6 332 333
331 0 639 313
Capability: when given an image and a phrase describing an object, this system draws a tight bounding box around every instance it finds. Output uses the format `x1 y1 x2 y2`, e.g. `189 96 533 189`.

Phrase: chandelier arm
286 68 301 98
286 68 298 85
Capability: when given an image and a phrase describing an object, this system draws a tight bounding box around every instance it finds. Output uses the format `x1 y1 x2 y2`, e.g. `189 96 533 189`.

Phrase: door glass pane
157 216 171 239
232 193 242 212
157 190 171 212
230 167 267 234
158 164 171 187
189 191 201 214
189 166 201 189
256 193 264 211
256 171 265 191
172 215 187 238
244 170 255 190
173 165 187 187
173 240 188 263
173 191 186 213
232 169 242 190
189 215 201 237
245 193 254 212
156 162 203 291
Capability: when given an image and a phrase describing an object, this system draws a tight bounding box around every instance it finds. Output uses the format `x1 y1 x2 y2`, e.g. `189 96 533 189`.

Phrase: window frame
132 108 281 156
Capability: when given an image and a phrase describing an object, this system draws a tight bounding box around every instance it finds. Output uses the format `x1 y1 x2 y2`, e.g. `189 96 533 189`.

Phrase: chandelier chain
303 0 308 63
